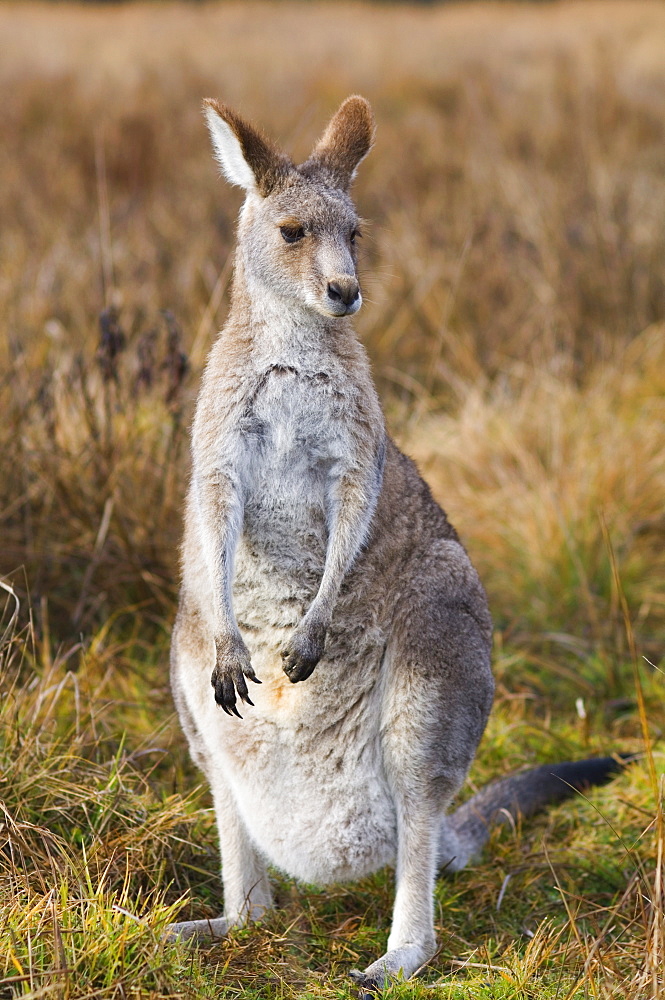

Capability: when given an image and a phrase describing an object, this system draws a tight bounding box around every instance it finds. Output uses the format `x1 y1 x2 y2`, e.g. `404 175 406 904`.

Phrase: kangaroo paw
281 620 326 683
212 634 261 716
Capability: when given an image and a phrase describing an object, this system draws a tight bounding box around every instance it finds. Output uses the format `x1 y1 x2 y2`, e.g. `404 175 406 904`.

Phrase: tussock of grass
2 307 190 636
1 2 664 998
0 592 223 997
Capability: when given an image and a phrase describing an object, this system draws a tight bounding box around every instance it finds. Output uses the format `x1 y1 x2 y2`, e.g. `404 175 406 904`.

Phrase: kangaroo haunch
169 95 624 991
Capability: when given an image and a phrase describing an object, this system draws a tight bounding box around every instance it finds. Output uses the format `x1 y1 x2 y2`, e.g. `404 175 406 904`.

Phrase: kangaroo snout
326 277 361 315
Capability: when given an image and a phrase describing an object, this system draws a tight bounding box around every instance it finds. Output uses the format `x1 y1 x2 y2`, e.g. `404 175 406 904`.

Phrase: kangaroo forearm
310 515 368 620
310 448 384 621
282 462 382 684
194 471 244 634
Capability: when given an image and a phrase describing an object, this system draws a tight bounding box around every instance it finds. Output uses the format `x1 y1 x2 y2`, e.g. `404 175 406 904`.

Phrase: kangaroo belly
240 497 327 585
225 725 397 884
232 589 395 882
180 642 397 884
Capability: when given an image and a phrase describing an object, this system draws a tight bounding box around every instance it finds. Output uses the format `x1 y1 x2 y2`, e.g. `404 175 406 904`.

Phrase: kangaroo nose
327 279 359 307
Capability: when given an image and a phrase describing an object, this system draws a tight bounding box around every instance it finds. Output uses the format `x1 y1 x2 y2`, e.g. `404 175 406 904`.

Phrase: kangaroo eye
350 229 362 245
280 226 305 244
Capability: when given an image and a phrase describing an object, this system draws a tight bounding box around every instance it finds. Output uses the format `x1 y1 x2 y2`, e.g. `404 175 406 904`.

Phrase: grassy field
1 1 664 997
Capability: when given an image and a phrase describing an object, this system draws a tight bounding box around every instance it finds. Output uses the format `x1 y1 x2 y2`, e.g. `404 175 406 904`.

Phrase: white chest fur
237 354 356 570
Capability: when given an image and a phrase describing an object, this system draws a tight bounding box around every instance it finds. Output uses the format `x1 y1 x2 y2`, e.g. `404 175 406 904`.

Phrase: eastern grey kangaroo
169 96 623 990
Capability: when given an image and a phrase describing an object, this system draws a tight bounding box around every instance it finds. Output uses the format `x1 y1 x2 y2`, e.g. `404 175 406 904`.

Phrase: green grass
0 572 662 998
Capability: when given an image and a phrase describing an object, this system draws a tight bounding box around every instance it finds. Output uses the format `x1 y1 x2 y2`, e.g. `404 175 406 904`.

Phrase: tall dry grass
0 2 664 997
2 1 665 639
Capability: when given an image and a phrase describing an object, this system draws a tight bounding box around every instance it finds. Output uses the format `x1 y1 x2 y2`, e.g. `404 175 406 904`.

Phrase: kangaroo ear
302 96 375 191
203 99 290 197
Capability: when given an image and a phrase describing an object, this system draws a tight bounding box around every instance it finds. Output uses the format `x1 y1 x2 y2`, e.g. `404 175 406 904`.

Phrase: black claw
211 674 242 718
237 673 256 706
217 695 242 719
249 675 262 684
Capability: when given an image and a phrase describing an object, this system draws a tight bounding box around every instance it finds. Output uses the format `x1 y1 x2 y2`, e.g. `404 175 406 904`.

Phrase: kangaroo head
203 96 374 318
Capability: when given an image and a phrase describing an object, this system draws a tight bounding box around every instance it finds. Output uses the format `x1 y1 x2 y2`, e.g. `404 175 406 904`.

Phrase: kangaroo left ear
302 96 375 191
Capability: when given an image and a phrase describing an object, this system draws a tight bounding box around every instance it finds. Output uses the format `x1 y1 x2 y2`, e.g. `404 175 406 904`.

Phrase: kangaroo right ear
203 100 290 197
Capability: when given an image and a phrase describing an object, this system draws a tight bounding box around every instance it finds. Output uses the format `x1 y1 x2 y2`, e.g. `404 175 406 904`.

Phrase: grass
0 1 664 997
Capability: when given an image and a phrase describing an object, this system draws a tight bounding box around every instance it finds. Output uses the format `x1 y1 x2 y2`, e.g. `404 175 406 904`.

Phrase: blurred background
1 3 664 996
2 0 664 662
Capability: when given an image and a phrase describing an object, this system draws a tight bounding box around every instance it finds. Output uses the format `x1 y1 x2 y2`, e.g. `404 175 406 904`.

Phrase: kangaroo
169 96 624 991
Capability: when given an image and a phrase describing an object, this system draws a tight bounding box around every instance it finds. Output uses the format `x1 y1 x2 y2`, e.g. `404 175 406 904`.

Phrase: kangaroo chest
237 362 353 566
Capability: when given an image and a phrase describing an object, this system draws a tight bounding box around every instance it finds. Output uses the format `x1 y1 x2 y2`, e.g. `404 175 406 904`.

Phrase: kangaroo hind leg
167 765 272 942
352 557 493 989
169 620 272 941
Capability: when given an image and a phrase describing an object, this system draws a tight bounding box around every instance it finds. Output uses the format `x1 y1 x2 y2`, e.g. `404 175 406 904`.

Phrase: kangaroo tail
443 755 630 870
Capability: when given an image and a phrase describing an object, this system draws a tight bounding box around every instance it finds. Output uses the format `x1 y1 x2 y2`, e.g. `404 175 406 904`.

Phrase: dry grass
0 1 664 997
